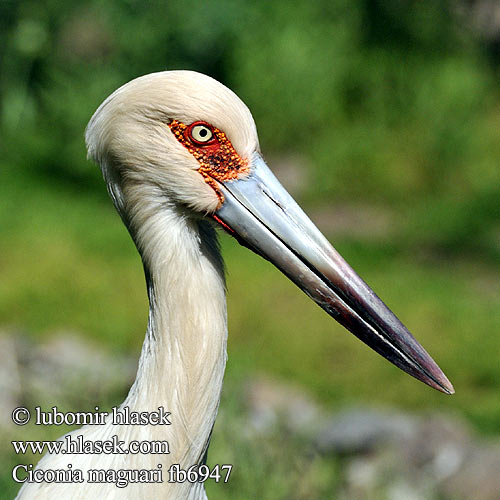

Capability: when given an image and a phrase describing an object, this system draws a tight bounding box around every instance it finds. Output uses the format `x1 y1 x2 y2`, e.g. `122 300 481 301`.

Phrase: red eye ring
186 121 217 146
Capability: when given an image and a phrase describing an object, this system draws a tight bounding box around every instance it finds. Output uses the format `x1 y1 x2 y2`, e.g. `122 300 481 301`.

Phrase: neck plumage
121 185 228 493
16 186 228 500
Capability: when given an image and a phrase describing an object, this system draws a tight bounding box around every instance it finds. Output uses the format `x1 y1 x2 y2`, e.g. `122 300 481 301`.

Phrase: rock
344 456 381 495
0 330 136 420
400 413 471 480
441 442 500 500
23 332 136 407
386 479 429 500
315 407 417 455
244 376 324 436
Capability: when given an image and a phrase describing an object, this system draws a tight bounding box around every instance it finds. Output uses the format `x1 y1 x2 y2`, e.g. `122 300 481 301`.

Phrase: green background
2 1 500 498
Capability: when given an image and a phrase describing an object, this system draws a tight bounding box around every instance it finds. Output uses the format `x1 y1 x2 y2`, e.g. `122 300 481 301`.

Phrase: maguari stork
16 71 453 500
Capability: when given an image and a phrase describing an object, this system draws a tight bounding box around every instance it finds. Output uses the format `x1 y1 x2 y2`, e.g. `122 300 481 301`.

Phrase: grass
2 168 500 498
3 168 500 422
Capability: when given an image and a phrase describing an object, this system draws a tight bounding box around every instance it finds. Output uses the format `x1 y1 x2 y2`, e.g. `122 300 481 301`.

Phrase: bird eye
188 123 214 145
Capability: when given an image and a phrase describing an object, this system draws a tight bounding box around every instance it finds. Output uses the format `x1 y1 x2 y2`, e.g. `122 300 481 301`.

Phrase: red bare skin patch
168 120 249 205
212 214 234 235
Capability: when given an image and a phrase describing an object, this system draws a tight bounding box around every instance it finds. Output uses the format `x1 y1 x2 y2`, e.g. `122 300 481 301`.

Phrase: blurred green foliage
2 1 500 498
2 0 500 261
2 0 500 435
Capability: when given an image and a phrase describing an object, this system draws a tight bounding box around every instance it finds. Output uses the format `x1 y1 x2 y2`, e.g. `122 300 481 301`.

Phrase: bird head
86 70 454 395
86 71 258 217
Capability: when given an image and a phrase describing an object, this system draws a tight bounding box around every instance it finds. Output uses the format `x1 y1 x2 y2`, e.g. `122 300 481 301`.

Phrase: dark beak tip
439 377 455 395
424 368 454 395
215 155 455 397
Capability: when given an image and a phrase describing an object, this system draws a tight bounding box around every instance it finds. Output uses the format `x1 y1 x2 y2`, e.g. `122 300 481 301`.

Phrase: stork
16 71 453 500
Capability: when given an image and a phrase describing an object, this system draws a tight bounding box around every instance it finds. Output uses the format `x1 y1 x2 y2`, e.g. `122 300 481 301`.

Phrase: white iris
191 124 213 143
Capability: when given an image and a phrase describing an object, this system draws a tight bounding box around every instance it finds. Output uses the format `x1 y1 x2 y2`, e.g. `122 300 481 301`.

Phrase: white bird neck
122 184 228 472
15 189 228 500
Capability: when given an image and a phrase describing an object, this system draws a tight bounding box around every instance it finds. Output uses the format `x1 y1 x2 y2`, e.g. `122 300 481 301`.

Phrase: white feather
16 71 260 499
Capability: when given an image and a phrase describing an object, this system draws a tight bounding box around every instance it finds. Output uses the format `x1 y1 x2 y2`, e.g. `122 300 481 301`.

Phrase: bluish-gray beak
213 153 454 394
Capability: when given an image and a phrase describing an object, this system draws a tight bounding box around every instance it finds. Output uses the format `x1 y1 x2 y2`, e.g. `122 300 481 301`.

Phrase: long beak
213 153 454 394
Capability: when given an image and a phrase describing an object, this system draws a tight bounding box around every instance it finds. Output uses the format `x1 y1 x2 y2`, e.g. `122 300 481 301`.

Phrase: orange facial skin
168 120 249 204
